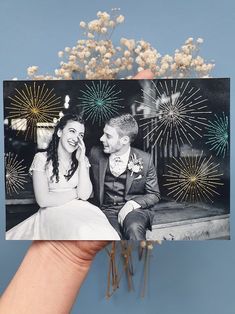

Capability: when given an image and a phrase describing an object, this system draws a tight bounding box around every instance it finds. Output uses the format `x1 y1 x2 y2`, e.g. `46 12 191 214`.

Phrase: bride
6 113 120 240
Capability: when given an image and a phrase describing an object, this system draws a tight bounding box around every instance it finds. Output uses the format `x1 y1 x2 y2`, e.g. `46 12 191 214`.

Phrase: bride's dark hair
46 113 84 183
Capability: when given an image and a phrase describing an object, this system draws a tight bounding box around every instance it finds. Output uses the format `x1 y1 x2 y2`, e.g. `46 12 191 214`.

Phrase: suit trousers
101 205 153 240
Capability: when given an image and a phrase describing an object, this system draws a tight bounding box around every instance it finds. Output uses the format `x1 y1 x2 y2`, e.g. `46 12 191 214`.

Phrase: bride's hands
75 135 86 162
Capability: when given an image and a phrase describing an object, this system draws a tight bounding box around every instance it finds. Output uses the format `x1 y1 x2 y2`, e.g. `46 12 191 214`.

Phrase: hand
48 240 109 266
76 135 86 162
118 201 134 226
0 240 109 314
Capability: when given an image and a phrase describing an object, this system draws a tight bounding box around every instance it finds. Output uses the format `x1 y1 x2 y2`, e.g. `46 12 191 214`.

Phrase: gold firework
134 80 211 149
163 151 224 203
5 153 28 195
7 82 62 141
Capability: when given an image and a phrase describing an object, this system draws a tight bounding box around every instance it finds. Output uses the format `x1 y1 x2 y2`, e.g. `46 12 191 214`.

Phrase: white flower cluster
26 11 214 80
169 37 214 78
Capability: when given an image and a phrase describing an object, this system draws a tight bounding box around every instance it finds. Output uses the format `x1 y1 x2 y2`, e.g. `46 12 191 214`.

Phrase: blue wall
0 1 235 313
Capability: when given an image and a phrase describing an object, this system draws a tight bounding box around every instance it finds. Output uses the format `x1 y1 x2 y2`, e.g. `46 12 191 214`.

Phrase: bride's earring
57 130 62 138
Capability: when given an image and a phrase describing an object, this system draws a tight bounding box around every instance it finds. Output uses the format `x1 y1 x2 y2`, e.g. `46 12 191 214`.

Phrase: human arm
0 241 108 314
118 200 141 226
32 161 77 208
130 155 160 208
118 148 160 225
76 136 93 200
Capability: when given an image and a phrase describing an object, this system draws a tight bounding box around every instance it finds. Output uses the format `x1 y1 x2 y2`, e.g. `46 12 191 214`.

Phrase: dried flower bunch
26 9 214 80
106 240 159 298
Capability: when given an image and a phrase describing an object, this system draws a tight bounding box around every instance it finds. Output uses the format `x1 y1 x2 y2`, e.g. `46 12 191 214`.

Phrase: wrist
38 241 94 270
79 158 90 169
2 241 93 313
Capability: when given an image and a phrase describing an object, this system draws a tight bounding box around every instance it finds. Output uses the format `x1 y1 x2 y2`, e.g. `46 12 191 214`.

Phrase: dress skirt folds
6 152 120 240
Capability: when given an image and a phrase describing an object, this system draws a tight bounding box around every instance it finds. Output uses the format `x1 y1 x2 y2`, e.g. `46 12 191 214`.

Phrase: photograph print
3 78 230 240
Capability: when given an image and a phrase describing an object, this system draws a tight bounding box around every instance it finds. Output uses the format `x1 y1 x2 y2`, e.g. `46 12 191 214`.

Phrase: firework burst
135 80 211 149
78 81 123 124
205 113 229 158
7 82 62 141
163 151 224 203
5 153 28 195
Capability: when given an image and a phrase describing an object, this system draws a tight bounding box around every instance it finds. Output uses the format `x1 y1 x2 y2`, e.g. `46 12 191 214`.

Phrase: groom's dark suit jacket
89 146 160 209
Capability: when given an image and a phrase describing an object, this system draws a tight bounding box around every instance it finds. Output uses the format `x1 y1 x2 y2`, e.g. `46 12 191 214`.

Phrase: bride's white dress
6 152 120 240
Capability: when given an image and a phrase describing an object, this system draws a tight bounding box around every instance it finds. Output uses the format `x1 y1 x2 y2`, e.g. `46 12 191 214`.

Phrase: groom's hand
118 201 134 226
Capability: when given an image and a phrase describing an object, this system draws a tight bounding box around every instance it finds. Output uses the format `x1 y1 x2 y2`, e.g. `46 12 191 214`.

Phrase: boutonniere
127 153 143 176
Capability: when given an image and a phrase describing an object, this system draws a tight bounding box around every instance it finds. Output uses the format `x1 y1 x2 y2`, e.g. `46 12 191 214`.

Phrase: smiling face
57 120 85 154
100 124 129 155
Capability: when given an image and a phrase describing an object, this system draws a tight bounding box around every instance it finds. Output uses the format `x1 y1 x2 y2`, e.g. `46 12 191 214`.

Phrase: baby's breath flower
147 243 154 250
104 52 112 58
185 37 193 44
127 64 132 70
27 66 38 76
138 66 144 72
115 58 122 66
116 15 124 23
69 55 76 62
79 21 86 28
197 37 204 44
124 50 131 57
63 72 71 79
101 27 107 34
140 241 147 248
161 62 169 70
88 20 100 32
97 11 110 21
85 51 91 58
109 20 115 28
58 51 64 58
26 11 214 80
87 32 95 39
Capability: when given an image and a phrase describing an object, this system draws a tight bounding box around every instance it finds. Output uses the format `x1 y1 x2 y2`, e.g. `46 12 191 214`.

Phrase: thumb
133 69 154 80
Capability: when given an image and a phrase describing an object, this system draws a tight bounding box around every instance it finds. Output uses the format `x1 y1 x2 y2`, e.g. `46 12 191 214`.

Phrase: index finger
77 135 85 146
133 69 154 80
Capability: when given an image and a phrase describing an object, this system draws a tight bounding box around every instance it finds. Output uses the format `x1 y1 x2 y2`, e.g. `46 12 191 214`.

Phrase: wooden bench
147 201 229 240
6 198 38 231
6 198 229 240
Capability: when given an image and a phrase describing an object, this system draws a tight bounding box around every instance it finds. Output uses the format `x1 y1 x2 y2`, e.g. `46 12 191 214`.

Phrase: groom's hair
107 113 139 143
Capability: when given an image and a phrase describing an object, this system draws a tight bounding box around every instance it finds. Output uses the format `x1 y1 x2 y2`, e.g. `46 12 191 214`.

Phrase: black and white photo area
4 78 230 240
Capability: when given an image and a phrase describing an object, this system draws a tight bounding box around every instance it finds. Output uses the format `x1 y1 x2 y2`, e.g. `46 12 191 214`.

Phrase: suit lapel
125 147 135 195
99 153 108 205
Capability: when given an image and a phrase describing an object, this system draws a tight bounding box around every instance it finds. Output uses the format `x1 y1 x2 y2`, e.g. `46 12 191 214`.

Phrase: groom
89 113 160 240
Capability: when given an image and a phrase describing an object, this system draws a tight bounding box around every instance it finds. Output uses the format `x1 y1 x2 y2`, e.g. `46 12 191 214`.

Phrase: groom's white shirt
109 146 140 211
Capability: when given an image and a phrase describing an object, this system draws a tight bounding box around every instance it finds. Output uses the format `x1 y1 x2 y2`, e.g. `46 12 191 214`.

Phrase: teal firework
205 113 229 158
78 81 123 124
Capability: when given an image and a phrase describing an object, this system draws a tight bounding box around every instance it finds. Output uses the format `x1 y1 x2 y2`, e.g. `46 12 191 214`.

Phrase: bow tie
113 156 122 163
110 156 126 177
